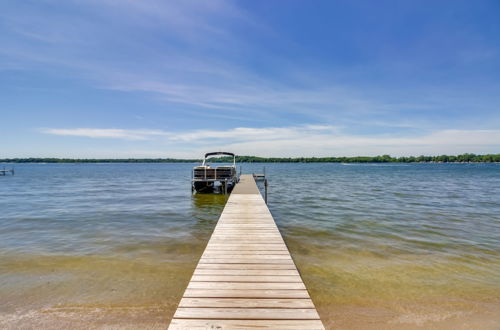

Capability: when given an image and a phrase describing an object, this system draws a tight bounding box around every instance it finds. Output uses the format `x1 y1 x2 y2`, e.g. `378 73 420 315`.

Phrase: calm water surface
0 163 499 329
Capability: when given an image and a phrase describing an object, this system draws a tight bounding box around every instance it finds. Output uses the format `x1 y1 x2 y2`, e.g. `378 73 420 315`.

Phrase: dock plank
178 298 315 308
174 307 320 320
202 250 290 255
187 282 306 290
199 258 294 264
169 319 325 329
168 174 324 329
190 275 303 282
195 263 298 270
201 254 292 259
183 289 311 299
193 269 300 276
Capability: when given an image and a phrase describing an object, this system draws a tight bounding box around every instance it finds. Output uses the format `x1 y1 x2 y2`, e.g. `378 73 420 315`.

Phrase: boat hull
193 180 235 194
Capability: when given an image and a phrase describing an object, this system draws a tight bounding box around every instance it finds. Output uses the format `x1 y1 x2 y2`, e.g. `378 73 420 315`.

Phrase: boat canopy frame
202 152 236 166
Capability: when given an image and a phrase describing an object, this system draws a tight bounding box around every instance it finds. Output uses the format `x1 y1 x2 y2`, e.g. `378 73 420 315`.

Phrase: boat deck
169 174 324 329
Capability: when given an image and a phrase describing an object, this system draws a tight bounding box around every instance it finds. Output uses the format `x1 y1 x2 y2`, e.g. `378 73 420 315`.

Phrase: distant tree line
0 158 198 163
209 153 500 163
1 153 499 163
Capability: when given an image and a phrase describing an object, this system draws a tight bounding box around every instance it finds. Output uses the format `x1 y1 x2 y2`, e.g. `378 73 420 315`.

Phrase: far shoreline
0 153 499 164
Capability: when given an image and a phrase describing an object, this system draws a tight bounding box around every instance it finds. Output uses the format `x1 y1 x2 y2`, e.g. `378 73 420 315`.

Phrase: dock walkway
169 174 324 329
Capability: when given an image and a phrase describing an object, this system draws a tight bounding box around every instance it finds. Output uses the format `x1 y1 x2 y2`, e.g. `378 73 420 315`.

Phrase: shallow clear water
0 163 499 329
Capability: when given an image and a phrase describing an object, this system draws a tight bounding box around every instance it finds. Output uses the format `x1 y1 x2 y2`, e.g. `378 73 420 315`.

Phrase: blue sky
1 0 499 158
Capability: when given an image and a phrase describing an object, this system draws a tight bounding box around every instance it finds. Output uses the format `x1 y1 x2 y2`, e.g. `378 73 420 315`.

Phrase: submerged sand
1 301 499 329
1 247 499 329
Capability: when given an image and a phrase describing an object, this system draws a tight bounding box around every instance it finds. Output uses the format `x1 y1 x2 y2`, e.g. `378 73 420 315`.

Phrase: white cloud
40 126 500 157
202 129 500 157
40 128 171 140
170 125 339 142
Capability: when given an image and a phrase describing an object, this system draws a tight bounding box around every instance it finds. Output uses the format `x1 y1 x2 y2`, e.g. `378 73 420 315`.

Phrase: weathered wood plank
205 245 288 251
212 232 282 235
216 224 276 227
211 235 283 238
201 254 292 260
215 226 277 229
168 319 325 330
174 307 320 320
183 289 311 299
219 213 274 217
206 242 286 245
190 275 303 282
211 233 283 237
187 282 306 290
220 212 271 215
178 297 315 309
215 226 277 228
202 250 290 255
195 263 297 270
208 237 285 240
207 241 288 245
208 239 286 243
216 224 277 227
218 216 273 218
199 258 294 264
216 220 274 222
206 241 287 245
193 269 300 276
213 229 281 232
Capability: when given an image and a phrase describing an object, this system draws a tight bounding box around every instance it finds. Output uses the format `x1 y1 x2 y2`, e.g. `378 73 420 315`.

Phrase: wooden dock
169 174 325 329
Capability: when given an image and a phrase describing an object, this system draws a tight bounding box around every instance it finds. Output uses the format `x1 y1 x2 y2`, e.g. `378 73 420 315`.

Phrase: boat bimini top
202 152 236 167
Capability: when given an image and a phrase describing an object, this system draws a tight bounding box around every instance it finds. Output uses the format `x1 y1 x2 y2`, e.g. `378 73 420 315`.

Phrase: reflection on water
0 163 499 329
191 193 228 219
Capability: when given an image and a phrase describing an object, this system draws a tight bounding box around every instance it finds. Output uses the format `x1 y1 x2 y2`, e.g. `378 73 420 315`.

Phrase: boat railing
193 166 236 180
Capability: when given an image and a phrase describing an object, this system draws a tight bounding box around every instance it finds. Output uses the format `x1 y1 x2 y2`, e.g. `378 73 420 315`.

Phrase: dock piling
0 167 14 176
264 178 268 204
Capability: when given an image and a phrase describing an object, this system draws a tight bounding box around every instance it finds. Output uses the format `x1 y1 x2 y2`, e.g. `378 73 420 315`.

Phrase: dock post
264 178 268 204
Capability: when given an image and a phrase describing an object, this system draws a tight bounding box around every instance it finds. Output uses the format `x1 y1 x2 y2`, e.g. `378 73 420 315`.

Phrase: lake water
0 163 499 329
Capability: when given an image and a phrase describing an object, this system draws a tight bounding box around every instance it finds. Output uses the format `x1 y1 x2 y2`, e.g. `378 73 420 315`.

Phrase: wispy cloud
40 128 171 140
212 129 500 157
171 125 340 142
39 125 339 142
40 126 500 157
